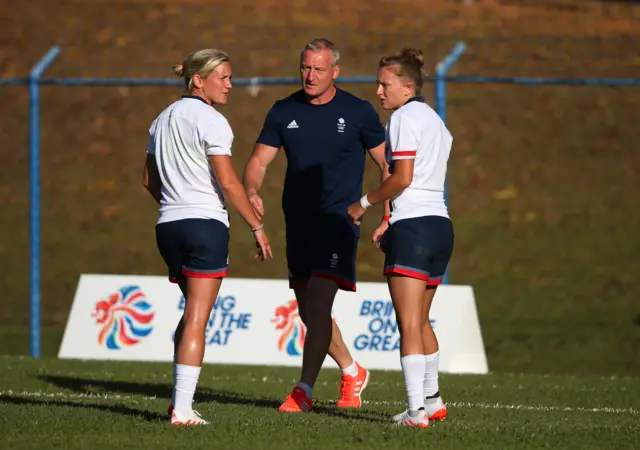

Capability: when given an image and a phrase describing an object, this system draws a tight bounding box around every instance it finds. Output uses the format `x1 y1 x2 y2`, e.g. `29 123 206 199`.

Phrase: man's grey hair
301 38 341 67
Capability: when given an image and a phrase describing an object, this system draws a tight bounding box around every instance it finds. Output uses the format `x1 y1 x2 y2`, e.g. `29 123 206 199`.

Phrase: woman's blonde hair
173 49 230 91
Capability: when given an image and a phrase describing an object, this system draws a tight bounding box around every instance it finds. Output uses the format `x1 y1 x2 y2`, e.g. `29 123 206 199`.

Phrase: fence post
434 41 466 285
29 46 60 358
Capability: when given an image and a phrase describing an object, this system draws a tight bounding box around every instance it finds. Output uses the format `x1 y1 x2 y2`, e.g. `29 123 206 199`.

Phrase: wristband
251 224 264 232
383 215 390 221
360 194 372 209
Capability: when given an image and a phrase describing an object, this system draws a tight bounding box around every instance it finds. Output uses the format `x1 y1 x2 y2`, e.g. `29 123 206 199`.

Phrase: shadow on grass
36 374 387 423
0 395 166 422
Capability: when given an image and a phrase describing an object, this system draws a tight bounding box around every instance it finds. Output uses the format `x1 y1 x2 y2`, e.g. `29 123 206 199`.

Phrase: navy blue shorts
286 214 359 292
155 218 229 284
381 216 454 286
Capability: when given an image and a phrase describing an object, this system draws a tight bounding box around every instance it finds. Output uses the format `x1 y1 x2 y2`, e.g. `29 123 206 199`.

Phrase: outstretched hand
252 228 273 261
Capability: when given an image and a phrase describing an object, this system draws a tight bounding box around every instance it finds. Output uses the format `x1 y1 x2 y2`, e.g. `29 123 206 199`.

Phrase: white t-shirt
385 98 453 224
147 96 233 227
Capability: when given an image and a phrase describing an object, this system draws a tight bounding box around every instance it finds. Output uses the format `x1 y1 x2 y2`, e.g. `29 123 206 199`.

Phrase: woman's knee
398 318 422 341
305 304 333 331
182 304 211 331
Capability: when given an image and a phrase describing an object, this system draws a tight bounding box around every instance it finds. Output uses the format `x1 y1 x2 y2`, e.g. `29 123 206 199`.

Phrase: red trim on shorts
311 271 356 292
384 266 430 281
182 268 229 279
427 277 443 286
392 151 417 158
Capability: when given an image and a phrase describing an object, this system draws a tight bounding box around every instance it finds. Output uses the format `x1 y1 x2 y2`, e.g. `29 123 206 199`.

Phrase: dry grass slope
0 0 638 375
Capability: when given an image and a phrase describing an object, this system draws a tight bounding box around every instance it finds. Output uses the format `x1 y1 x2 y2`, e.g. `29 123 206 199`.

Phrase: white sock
400 354 426 412
341 361 359 377
174 364 201 417
297 382 313 399
171 361 177 405
424 351 440 398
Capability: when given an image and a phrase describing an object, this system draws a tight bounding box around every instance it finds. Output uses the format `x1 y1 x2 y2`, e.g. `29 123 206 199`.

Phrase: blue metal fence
28 46 62 360
2 41 639 358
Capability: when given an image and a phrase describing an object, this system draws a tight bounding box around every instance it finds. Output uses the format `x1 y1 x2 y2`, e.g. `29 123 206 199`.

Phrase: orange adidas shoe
425 396 448 422
394 409 430 428
279 386 313 412
170 409 209 426
337 363 370 408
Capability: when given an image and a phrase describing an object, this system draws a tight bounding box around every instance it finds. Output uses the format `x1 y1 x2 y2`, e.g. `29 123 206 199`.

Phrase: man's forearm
243 158 267 196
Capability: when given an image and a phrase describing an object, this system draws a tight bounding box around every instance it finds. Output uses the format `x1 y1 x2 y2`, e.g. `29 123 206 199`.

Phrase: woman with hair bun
143 49 273 426
348 47 454 428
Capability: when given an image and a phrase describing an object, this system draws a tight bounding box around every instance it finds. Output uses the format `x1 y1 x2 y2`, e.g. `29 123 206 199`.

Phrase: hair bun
172 63 184 77
399 48 424 68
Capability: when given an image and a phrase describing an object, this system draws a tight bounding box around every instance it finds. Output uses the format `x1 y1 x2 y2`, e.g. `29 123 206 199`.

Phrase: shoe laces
339 375 354 398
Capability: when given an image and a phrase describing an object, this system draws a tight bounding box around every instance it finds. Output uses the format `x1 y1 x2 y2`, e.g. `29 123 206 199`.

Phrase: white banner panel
58 274 488 374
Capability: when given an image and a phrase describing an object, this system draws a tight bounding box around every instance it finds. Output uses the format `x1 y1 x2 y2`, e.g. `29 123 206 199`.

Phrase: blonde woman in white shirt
143 49 272 426
348 48 453 428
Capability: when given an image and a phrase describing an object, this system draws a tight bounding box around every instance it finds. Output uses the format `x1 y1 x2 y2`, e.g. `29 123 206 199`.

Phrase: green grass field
0 356 638 449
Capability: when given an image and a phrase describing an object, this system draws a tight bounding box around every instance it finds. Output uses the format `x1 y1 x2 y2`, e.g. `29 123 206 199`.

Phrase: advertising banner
58 274 488 374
